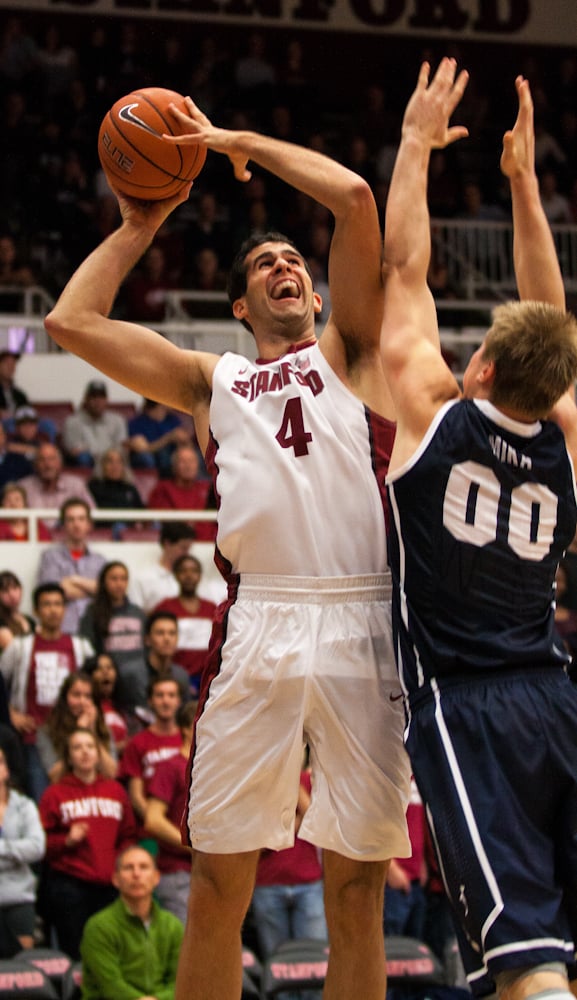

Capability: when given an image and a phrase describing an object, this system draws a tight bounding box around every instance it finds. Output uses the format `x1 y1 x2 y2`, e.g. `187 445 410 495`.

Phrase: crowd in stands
0 14 575 318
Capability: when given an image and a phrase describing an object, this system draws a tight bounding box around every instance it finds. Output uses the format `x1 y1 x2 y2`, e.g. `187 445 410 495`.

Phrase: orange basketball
98 87 207 200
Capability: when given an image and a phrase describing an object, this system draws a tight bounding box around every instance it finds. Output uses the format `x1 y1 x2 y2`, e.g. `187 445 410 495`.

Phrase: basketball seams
98 86 206 199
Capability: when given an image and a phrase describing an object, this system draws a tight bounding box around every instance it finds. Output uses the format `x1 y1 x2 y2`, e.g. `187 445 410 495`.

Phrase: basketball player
381 59 577 1000
44 115 410 998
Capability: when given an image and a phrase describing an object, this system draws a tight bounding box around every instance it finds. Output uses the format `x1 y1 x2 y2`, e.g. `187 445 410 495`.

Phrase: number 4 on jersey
276 397 313 457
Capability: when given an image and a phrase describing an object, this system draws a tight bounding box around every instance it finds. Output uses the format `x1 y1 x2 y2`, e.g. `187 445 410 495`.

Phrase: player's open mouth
271 280 300 300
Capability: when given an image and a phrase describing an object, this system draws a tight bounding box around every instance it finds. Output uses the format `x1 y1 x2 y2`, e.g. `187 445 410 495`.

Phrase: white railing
0 507 217 542
432 219 577 299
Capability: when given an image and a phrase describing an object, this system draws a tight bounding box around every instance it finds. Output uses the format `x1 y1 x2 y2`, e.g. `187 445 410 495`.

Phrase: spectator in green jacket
80 844 183 1000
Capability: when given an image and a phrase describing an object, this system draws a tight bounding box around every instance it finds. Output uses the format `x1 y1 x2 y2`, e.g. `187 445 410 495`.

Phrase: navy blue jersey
386 398 577 703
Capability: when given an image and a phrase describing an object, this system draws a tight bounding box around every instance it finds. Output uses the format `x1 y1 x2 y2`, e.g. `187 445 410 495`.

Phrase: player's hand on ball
114 182 192 235
165 98 252 183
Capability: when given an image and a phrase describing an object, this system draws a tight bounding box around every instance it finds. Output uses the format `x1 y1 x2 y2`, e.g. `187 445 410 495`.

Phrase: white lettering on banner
4 0 576 46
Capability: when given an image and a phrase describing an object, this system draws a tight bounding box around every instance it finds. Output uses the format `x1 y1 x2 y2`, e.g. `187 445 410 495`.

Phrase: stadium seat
0 957 59 1000
260 938 329 997
16 949 80 1000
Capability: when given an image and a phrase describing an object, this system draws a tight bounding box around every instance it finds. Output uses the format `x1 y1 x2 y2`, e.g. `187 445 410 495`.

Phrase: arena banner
6 0 577 46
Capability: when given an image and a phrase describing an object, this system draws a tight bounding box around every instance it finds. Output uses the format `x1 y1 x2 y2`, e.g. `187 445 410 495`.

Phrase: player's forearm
383 134 431 281
227 130 372 218
510 172 565 309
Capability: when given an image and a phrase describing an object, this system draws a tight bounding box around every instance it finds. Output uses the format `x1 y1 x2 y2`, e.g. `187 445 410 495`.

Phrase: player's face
236 242 320 337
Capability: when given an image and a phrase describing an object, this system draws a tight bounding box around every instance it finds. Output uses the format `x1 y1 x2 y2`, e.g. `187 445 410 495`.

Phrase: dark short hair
32 582 66 610
146 673 181 700
145 609 178 635
173 553 202 575
60 496 91 521
227 231 312 333
159 521 196 545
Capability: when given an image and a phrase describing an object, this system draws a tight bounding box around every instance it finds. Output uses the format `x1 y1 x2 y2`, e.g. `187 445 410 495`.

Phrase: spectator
83 652 130 757
37 497 106 633
5 405 55 462
127 398 191 477
144 699 197 924
251 764 327 977
119 675 183 831
0 582 93 802
36 670 117 784
78 561 147 709
147 444 216 542
0 420 33 488
0 481 52 541
0 745 46 958
121 244 176 324
80 845 183 1000
87 445 144 537
539 168 572 223
133 611 191 715
19 442 96 531
0 568 35 651
0 350 28 418
129 520 196 613
62 380 127 468
38 726 137 959
36 23 78 115
0 693 26 792
183 190 230 268
154 554 217 694
0 235 34 299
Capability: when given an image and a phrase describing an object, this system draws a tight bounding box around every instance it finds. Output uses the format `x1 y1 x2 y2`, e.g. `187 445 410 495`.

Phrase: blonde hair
484 301 577 417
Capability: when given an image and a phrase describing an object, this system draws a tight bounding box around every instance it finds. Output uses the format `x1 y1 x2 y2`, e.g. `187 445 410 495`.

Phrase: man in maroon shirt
0 582 93 801
147 444 217 541
119 675 182 835
154 554 217 695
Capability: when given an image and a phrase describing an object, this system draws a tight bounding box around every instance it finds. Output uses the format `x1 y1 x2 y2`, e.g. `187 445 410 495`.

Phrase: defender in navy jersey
382 61 577 1000
44 101 410 999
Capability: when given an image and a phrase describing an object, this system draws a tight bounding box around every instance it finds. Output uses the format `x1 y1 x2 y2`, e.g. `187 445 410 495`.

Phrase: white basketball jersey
206 342 394 579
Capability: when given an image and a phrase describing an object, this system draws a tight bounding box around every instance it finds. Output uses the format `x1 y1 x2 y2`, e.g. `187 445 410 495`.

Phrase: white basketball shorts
185 574 411 861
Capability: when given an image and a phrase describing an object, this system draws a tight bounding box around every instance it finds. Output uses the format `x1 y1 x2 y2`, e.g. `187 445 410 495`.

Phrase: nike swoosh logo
118 103 162 137
389 692 404 702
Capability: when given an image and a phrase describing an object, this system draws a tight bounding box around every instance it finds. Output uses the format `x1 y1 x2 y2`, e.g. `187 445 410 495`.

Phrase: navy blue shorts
406 669 577 996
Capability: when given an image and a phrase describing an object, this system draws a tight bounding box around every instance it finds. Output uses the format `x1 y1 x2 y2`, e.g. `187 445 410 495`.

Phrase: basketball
98 87 207 200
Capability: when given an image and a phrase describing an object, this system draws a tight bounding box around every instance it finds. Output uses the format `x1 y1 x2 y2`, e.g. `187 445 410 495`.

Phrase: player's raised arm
166 99 383 353
380 59 468 453
44 188 216 433
501 76 565 310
